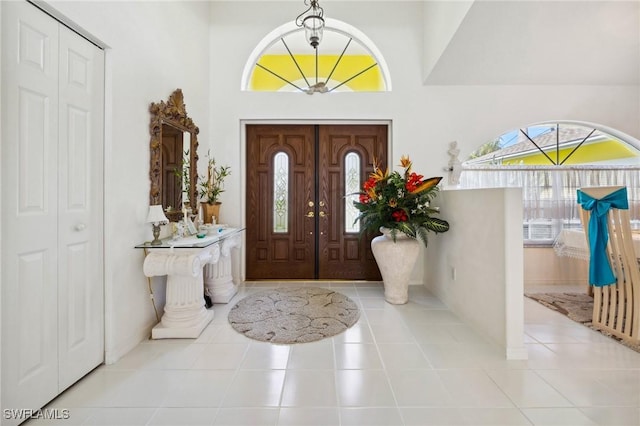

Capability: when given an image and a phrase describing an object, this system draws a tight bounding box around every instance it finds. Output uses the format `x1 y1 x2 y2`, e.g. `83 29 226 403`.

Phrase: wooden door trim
245 125 317 279
240 119 392 280
242 121 391 280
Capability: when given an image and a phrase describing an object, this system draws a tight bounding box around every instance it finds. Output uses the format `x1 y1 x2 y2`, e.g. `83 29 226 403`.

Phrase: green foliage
468 138 501 159
173 149 191 204
353 156 450 247
199 150 231 204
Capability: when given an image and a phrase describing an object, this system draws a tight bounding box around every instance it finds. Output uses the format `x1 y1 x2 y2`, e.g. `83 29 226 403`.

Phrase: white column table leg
204 233 241 304
144 250 214 339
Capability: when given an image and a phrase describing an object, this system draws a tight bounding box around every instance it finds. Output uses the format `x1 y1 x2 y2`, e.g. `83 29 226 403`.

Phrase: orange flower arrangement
353 155 449 246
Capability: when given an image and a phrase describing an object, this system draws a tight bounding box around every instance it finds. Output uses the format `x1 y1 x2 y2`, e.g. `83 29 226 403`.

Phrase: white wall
425 188 526 359
209 1 640 282
422 0 474 82
0 0 3 409
425 1 640 86
37 0 212 362
524 247 589 288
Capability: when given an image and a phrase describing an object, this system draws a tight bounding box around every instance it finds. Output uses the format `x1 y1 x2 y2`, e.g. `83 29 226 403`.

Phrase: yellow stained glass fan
250 28 385 94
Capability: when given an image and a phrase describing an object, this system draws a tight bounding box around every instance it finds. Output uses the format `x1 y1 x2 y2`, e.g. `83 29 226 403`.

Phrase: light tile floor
28 282 640 426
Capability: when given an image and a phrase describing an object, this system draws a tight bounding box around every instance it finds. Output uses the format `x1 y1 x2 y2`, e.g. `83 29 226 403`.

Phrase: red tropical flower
405 172 424 192
392 209 408 222
352 155 449 246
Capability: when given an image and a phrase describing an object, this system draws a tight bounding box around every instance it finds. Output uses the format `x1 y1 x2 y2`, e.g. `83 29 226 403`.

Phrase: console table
136 227 243 339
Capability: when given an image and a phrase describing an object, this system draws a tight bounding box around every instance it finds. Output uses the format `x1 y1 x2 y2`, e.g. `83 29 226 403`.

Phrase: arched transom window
461 121 640 244
241 19 391 94
467 122 640 166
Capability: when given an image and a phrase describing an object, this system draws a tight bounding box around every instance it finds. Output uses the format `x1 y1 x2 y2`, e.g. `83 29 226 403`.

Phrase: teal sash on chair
577 187 628 287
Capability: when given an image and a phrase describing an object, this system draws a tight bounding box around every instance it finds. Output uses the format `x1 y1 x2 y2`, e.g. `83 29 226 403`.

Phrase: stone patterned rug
228 287 360 344
525 292 594 323
525 292 640 353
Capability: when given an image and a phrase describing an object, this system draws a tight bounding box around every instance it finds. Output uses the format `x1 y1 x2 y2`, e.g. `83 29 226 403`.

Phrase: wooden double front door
246 124 387 280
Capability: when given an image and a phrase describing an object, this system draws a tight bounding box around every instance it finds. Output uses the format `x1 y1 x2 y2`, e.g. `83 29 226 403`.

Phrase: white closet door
1 1 105 418
1 0 61 415
57 25 104 391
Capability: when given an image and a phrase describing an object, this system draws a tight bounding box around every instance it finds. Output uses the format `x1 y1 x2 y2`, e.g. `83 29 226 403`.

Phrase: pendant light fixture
253 0 380 94
295 0 325 49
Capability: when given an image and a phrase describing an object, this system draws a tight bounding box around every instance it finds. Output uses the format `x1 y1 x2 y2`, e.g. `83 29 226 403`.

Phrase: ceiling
425 0 640 85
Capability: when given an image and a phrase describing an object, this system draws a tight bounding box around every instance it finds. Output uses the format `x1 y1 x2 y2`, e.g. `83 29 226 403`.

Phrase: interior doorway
245 124 388 280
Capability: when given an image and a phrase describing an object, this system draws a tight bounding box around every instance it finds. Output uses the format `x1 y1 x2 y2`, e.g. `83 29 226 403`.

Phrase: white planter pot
370 227 420 304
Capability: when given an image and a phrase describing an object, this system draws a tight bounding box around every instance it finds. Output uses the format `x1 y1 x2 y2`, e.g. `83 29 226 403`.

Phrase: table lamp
147 205 169 245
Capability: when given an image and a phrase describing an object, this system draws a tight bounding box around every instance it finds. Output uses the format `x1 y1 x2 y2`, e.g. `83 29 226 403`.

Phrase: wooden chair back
578 186 640 343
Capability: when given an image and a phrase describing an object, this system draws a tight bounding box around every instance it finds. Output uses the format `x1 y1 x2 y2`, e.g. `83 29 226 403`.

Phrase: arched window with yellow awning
241 19 391 94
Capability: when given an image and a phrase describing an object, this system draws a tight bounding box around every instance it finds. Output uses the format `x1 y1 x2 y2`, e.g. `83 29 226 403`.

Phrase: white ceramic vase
370 227 420 304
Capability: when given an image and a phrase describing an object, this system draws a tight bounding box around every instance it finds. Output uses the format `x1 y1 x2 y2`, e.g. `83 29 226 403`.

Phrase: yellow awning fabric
250 54 384 92
501 140 638 165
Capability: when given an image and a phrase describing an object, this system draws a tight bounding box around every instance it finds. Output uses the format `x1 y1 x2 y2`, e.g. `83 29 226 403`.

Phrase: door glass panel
273 152 289 233
344 152 360 233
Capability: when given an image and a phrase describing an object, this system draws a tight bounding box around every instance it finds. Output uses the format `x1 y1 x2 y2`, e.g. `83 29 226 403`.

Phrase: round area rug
228 287 360 344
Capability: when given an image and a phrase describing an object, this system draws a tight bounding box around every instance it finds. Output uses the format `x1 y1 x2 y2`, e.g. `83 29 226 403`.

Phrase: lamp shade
147 205 169 224
296 0 325 49
303 15 324 48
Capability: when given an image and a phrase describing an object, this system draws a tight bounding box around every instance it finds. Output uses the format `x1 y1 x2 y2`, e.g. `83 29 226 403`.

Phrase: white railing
460 165 640 244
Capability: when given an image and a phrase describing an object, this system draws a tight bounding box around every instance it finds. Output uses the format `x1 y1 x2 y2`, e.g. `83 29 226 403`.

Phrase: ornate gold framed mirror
149 89 199 221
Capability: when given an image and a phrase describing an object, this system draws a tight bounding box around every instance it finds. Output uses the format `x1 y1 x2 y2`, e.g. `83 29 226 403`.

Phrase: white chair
578 186 640 343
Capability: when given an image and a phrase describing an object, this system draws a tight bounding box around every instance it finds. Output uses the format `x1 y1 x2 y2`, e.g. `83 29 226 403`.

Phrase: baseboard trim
104 322 153 365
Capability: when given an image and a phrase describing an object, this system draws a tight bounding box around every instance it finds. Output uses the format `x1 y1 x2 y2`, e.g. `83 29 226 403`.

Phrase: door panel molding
2 2 60 413
246 125 316 279
1 2 105 417
318 125 386 280
245 123 387 280
57 24 105 391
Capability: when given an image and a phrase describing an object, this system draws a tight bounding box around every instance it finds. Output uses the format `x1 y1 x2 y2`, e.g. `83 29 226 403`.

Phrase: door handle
319 211 329 218
305 211 315 217
75 223 86 231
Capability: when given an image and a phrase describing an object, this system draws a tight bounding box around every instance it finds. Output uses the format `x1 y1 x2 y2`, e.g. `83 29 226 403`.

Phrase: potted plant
354 155 449 244
168 149 191 222
198 150 231 224
353 155 449 304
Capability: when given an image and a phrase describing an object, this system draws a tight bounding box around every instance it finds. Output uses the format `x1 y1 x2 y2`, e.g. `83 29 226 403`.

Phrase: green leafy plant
198 150 231 204
173 149 191 205
353 155 449 247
